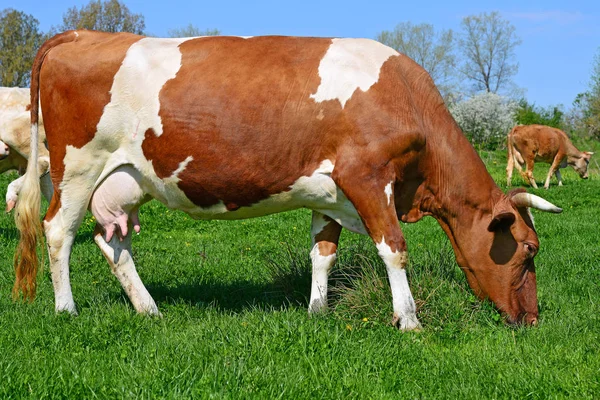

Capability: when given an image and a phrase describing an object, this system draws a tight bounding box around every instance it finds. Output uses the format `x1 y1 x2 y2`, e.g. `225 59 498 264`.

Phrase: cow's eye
524 242 538 257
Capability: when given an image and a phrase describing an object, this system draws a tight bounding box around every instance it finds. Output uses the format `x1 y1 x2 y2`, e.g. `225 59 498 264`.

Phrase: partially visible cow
0 87 53 210
507 124 594 189
15 31 563 330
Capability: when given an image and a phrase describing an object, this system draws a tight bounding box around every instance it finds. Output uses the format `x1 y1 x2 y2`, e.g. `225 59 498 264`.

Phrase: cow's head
569 151 594 179
450 189 561 325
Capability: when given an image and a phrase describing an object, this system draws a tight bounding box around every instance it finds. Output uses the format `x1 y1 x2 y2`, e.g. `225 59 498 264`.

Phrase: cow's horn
512 192 563 213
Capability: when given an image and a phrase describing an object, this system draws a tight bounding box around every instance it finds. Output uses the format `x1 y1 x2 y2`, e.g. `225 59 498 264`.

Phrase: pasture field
1 147 599 398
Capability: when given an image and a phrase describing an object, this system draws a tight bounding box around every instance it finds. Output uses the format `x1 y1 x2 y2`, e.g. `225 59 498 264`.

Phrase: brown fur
507 124 593 189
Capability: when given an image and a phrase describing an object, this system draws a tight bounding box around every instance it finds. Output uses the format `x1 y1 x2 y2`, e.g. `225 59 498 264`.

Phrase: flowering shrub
450 92 517 150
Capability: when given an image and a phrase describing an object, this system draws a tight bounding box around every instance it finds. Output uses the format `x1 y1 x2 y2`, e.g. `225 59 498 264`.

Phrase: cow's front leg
555 169 563 186
94 224 160 315
544 155 564 189
333 168 421 331
308 211 342 313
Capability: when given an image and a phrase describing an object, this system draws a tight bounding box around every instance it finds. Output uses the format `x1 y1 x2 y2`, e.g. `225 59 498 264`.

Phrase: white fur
376 237 420 330
384 181 393 206
44 216 78 314
310 38 399 108
310 210 331 239
163 156 194 185
308 243 336 312
94 229 159 315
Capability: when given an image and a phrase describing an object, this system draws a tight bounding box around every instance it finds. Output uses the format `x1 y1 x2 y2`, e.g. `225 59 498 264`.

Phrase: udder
90 165 149 242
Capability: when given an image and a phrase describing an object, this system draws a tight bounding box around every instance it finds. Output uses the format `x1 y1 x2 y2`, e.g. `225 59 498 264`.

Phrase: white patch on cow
375 237 420 330
60 37 196 212
308 243 336 312
384 181 393 206
163 156 193 185
310 38 399 108
310 211 330 240
375 237 407 270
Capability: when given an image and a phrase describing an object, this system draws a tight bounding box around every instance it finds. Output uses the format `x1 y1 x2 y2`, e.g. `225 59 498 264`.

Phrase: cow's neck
564 140 583 162
406 119 504 262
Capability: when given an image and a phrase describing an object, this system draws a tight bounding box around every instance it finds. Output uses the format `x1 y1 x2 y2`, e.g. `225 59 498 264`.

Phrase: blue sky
6 0 600 108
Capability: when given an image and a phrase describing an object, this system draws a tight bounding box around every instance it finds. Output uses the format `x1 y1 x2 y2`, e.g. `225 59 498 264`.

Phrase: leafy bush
450 92 517 150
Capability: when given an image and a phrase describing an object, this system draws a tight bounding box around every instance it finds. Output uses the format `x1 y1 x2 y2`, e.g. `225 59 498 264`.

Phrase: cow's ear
584 151 594 158
488 211 516 232
489 194 518 232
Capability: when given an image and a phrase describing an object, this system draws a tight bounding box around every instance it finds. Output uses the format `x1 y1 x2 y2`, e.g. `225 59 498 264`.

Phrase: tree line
1 0 598 147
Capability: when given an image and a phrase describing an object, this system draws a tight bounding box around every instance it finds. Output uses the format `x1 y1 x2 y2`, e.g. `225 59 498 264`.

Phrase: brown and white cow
0 87 53 210
15 31 562 329
507 124 594 189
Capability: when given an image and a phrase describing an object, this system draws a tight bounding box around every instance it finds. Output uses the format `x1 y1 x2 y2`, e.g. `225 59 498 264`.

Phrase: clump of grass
264 243 311 307
330 253 393 324
329 239 505 329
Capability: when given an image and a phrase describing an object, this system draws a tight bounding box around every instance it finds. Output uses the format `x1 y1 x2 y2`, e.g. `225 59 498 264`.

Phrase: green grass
1 148 599 398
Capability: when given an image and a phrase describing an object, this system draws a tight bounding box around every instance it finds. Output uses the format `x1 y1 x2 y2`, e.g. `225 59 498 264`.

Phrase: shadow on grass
146 279 310 312
143 244 315 312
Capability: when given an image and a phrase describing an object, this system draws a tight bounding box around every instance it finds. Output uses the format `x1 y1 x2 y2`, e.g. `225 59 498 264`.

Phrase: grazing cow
0 87 53 210
15 31 563 330
507 124 594 189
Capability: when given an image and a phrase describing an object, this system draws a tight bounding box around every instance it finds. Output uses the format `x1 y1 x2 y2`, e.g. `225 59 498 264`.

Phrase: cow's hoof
392 314 422 332
55 304 78 316
308 299 328 314
140 307 162 318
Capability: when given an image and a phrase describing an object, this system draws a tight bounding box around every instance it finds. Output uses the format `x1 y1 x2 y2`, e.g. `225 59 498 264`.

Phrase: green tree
377 22 456 100
458 11 521 94
0 8 45 87
58 0 145 34
583 50 600 137
168 24 220 38
514 99 564 128
568 49 600 138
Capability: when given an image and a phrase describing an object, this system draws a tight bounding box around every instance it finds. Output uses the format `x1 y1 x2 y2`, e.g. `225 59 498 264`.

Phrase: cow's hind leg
94 224 159 315
44 195 89 314
333 168 420 331
308 211 342 313
525 157 538 189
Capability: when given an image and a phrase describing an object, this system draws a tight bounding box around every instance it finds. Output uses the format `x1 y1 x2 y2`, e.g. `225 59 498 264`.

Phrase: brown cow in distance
15 31 563 330
507 124 594 189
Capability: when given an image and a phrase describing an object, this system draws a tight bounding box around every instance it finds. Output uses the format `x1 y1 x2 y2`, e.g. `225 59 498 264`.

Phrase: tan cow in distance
506 124 594 189
0 87 53 210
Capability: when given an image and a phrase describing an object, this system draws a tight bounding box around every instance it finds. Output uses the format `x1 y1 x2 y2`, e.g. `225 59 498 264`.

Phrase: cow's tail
13 31 79 301
506 126 517 187
506 126 516 160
